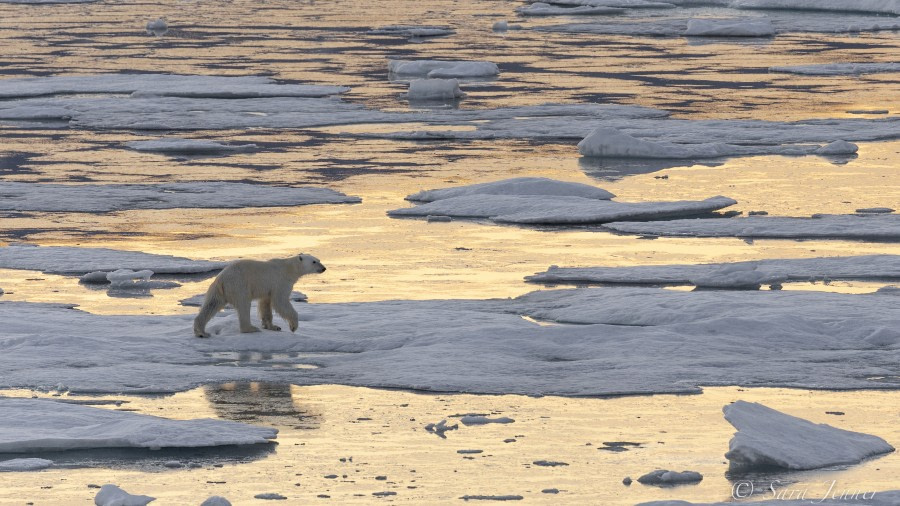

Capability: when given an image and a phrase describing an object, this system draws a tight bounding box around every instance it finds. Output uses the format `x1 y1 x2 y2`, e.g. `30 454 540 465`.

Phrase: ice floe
0 244 225 275
0 458 54 471
146 18 168 37
368 25 455 38
0 74 348 99
527 255 900 288
388 59 500 79
724 400 894 471
683 18 775 37
602 214 900 240
0 181 360 212
637 469 703 486
406 177 615 202
516 2 625 16
771 62 900 76
732 0 900 16
0 397 277 452
94 485 155 506
125 138 257 155
407 79 464 101
200 498 232 506
2 286 899 395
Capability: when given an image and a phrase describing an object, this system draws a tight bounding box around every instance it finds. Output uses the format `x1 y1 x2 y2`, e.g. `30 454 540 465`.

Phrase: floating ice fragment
0 458 53 471
517 2 625 15
492 20 508 31
407 79 464 101
253 493 287 500
126 138 257 155
425 419 459 438
200 497 232 506
407 177 615 202
94 484 155 506
683 18 775 37
460 415 515 426
533 460 568 467
815 140 858 154
856 207 895 214
146 18 168 36
636 469 703 485
1 244 225 276
389 60 499 78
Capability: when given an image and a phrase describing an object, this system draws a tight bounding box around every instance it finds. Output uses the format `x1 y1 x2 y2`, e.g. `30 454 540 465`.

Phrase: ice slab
724 400 894 471
406 177 615 202
602 214 900 240
125 138 257 154
527 255 900 288
94 485 155 506
0 181 360 212
389 193 736 225
637 469 702 485
771 62 900 76
732 0 900 16
683 18 775 37
368 25 455 38
0 74 347 99
388 60 499 79
516 2 625 15
3 286 899 396
0 244 225 275
0 397 277 452
407 79 464 101
0 458 54 471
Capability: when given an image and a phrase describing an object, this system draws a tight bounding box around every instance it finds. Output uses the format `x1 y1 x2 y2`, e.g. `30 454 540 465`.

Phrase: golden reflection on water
1 385 897 504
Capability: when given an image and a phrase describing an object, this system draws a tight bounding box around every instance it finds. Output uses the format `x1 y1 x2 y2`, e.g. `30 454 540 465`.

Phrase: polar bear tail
193 280 226 338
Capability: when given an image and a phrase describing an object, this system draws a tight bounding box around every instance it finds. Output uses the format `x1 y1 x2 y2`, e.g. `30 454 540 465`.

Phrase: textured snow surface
94 485 155 506
0 397 277 453
3 286 898 395
125 138 257 154
603 214 900 240
683 18 775 37
388 60 499 78
639 490 900 506
771 62 900 76
0 458 54 471
407 79 464 101
0 181 360 212
527 255 900 288
0 244 225 275
0 74 347 99
724 401 894 471
406 177 616 202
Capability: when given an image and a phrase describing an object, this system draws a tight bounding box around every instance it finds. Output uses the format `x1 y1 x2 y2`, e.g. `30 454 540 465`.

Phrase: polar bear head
298 253 326 275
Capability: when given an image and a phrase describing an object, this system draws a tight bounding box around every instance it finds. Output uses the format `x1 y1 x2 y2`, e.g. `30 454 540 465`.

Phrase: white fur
193 254 325 338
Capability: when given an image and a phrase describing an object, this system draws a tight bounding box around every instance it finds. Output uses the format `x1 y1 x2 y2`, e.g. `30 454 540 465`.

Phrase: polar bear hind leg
259 297 281 331
194 285 226 338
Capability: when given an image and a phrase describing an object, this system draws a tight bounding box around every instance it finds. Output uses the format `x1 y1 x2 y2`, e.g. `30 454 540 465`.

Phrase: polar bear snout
318 264 327 273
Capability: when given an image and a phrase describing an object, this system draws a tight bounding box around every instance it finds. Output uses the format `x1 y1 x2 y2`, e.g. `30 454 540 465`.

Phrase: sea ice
815 140 858 154
407 79 464 101
723 401 894 471
0 397 277 452
180 291 307 307
0 244 226 275
94 484 155 506
459 415 515 425
368 25 455 38
683 18 775 37
640 491 900 505
493 20 509 31
146 18 168 36
527 255 900 288
771 63 900 76
516 2 625 15
0 458 54 471
0 181 360 212
388 59 500 79
637 469 703 485
125 138 257 155
406 177 615 202
732 0 900 16
602 214 900 240
200 497 232 506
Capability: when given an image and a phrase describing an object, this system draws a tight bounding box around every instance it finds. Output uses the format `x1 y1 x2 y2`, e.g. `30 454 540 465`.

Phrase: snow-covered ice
94 485 155 506
0 397 277 452
2 286 898 395
180 291 307 307
602 214 900 240
0 458 54 471
388 60 499 79
637 469 703 486
771 63 900 76
527 255 900 288
683 18 775 37
723 400 894 471
407 79 464 101
0 181 360 212
516 2 625 16
125 138 257 155
0 244 225 275
406 177 615 202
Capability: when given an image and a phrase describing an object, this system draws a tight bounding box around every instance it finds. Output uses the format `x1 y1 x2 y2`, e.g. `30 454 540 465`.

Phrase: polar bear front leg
234 292 261 333
273 296 299 332
259 297 281 331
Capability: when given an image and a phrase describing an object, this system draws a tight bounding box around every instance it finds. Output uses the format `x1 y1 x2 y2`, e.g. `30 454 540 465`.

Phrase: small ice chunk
533 460 568 467
407 177 615 202
163 460 183 468
459 495 523 501
492 20 508 32
856 207 894 214
94 484 155 506
126 138 257 155
578 127 693 158
424 419 458 438
0 458 53 471
200 497 232 506
517 2 625 16
684 18 775 37
80 271 112 284
724 400 894 471
636 469 703 486
146 18 168 36
389 59 499 79
369 25 454 38
253 493 287 500
815 140 858 155
407 79 464 101
460 415 514 426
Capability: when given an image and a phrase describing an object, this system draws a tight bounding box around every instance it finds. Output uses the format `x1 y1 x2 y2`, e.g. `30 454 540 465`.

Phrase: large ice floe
639 491 900 506
723 401 894 471
683 18 775 37
602 214 900 241
2 286 898 395
388 59 500 79
527 255 900 289
125 138 257 155
389 178 734 224
0 181 360 212
770 62 900 76
0 397 277 452
0 244 225 275
516 2 626 16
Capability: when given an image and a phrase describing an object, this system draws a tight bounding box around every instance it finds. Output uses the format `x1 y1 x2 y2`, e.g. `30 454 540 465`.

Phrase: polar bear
193 253 326 338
